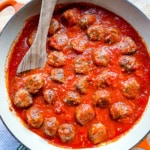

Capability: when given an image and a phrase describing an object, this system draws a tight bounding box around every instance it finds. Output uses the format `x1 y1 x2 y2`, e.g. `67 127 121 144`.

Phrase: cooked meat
122 78 140 99
49 32 68 51
63 91 81 105
75 76 89 94
104 27 120 45
51 68 65 83
13 88 33 108
93 46 111 66
119 55 139 73
48 18 60 35
26 106 44 128
70 37 87 53
74 55 89 74
79 14 96 29
75 104 95 126
43 117 59 137
43 89 57 104
109 102 133 120
88 123 107 144
117 36 137 54
62 8 80 26
87 24 105 41
47 51 66 67
25 74 44 94
96 70 118 88
58 124 76 142
93 90 110 108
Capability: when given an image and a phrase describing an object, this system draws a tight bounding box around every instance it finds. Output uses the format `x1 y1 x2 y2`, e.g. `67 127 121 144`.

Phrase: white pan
0 0 150 149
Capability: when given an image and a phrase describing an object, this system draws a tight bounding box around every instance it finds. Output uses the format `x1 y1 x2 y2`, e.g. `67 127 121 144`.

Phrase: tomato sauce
7 3 150 149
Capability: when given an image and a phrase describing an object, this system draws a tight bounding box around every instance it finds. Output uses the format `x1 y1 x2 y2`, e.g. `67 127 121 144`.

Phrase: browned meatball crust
63 91 81 105
122 78 140 99
75 104 95 126
25 74 44 94
58 124 76 142
26 106 44 128
43 117 59 137
93 90 110 108
88 123 107 144
47 51 66 67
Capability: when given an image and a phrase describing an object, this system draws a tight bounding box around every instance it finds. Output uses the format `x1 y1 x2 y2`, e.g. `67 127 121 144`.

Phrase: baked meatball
87 24 105 41
119 55 139 73
105 27 120 45
74 56 89 74
27 29 37 45
79 14 96 29
88 123 107 144
26 106 43 128
75 104 95 126
58 124 75 142
47 51 66 67
75 76 89 94
51 68 65 83
43 117 59 137
25 74 44 94
63 91 81 105
118 36 137 54
13 88 33 108
48 18 60 35
96 71 117 88
93 46 111 66
62 8 80 26
49 33 68 51
70 37 87 53
109 102 132 120
43 89 57 104
93 90 110 108
122 78 140 99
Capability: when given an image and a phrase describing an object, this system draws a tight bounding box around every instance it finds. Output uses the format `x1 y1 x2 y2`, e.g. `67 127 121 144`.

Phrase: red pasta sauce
7 3 150 149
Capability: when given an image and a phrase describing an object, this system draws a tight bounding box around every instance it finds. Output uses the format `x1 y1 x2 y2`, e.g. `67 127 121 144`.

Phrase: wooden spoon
17 0 57 73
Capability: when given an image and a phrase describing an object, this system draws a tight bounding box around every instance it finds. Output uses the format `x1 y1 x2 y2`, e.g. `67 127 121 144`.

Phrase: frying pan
0 0 150 149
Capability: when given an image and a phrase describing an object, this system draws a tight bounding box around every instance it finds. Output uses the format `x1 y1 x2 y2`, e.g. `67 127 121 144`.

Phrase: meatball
118 36 137 54
47 51 66 67
43 117 59 137
75 104 95 126
75 76 89 94
109 102 133 120
26 106 43 128
58 124 75 142
119 55 139 73
122 78 140 99
62 8 80 26
93 46 111 66
51 68 65 83
27 29 37 45
49 33 68 51
96 71 118 88
43 89 57 104
74 56 89 74
87 24 105 41
63 91 81 105
79 14 96 29
105 27 120 45
70 37 87 53
93 90 110 108
48 18 60 35
25 74 44 94
13 88 33 108
88 123 107 144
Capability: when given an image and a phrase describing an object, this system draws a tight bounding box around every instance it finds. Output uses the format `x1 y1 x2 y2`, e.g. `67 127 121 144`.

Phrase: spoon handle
17 0 57 73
